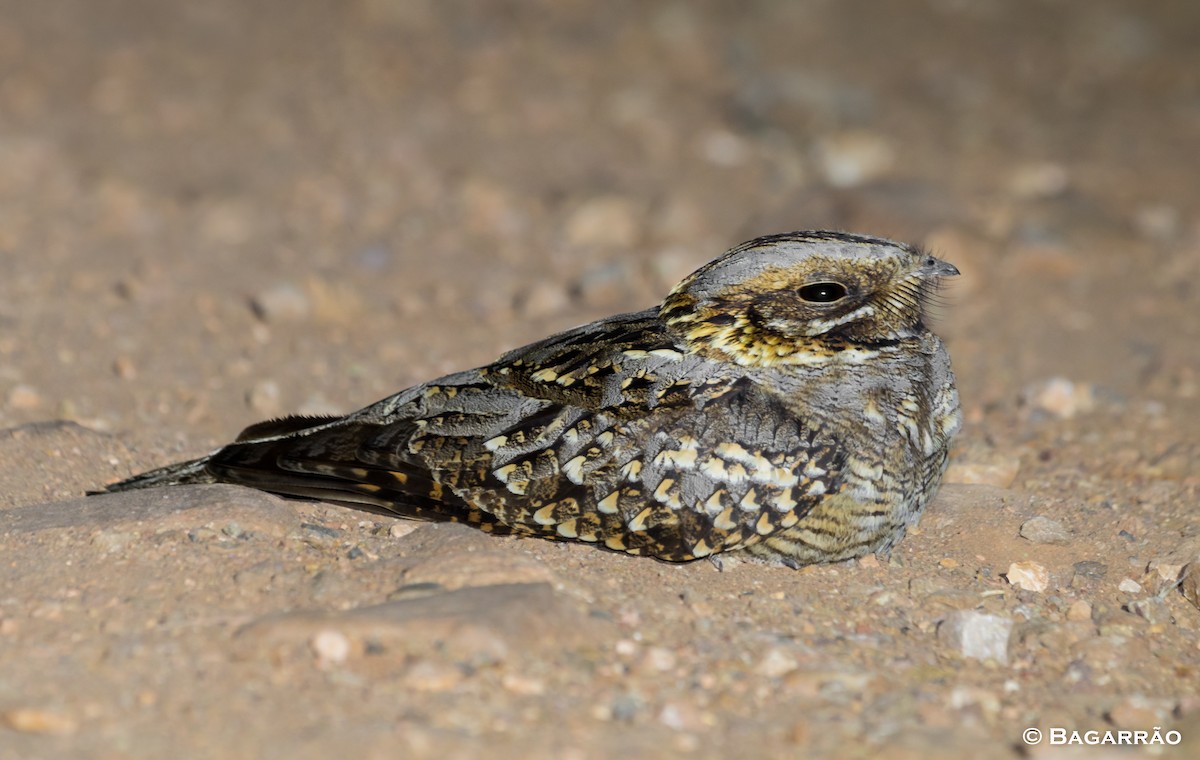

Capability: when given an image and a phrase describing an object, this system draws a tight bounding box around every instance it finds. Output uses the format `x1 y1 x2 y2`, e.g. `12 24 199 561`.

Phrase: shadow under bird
96 231 961 568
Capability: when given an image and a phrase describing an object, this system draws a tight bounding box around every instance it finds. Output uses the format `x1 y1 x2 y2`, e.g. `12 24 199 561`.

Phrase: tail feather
90 419 513 531
91 454 219 494
93 414 345 495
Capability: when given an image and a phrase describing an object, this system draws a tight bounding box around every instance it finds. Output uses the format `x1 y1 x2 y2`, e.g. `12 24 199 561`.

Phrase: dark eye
798 282 847 303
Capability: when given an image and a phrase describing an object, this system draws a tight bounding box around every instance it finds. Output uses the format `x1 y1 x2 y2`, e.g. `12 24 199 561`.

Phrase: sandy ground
2 1 1199 758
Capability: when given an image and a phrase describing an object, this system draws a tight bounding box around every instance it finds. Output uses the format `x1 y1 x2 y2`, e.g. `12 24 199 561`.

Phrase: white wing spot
739 489 760 512
563 455 587 485
771 489 798 512
627 507 652 532
704 490 726 515
649 348 684 361
654 447 698 469
700 457 727 480
755 512 773 535
653 478 681 509
714 506 737 531
621 460 643 482
597 491 620 514
714 442 753 463
725 462 749 483
483 435 508 452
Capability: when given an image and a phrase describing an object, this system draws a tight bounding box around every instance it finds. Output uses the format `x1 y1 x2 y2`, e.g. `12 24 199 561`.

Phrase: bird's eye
798 282 847 303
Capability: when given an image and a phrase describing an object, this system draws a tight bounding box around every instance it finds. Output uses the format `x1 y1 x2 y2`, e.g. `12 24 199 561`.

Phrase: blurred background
2 3 1199 757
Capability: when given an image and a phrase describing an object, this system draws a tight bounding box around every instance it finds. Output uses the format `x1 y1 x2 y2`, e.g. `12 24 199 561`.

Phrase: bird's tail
91 454 219 494
92 414 346 496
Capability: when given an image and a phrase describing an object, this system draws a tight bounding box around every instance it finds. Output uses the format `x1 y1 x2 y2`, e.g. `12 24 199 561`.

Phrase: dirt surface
2 1 1199 758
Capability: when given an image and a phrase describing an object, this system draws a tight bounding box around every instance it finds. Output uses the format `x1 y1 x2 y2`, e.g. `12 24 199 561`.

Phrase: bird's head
660 231 958 366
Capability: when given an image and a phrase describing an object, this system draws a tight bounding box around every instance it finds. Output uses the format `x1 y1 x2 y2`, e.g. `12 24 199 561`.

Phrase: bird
96 231 961 568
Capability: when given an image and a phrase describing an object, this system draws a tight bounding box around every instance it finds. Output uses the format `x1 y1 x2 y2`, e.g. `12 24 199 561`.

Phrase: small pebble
1107 695 1173 729
1126 598 1171 625
856 554 881 569
611 692 645 722
300 522 341 539
813 130 895 188
640 646 677 673
1065 600 1092 622
1071 561 1108 587
699 129 749 167
403 661 463 692
500 672 545 696
1118 578 1143 594
1019 516 1070 546
310 629 351 664
658 700 712 732
1147 558 1186 583
306 277 366 326
6 384 42 410
938 610 1013 665
1179 563 1200 611
201 200 255 245
948 686 1000 718
1133 203 1179 240
1023 377 1095 419
756 647 799 678
943 459 1020 488
90 529 136 554
250 282 311 322
388 522 420 539
1 708 78 735
112 355 137 380
1006 162 1069 199
233 562 278 590
1006 561 1050 592
248 380 282 416
188 527 220 543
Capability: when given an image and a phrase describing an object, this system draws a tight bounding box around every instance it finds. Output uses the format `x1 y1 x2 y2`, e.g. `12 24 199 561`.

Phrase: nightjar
97 231 961 567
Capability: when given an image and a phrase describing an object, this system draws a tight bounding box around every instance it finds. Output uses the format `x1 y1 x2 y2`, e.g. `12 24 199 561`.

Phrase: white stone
938 611 1013 665
310 629 351 664
1006 561 1050 592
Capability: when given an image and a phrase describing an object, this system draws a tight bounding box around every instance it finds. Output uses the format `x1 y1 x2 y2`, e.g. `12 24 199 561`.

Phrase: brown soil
2 2 1198 758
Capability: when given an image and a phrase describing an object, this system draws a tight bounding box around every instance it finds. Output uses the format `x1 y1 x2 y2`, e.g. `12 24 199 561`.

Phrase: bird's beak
921 257 960 278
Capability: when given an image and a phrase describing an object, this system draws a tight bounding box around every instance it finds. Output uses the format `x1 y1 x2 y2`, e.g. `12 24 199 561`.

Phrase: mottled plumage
97 231 961 567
